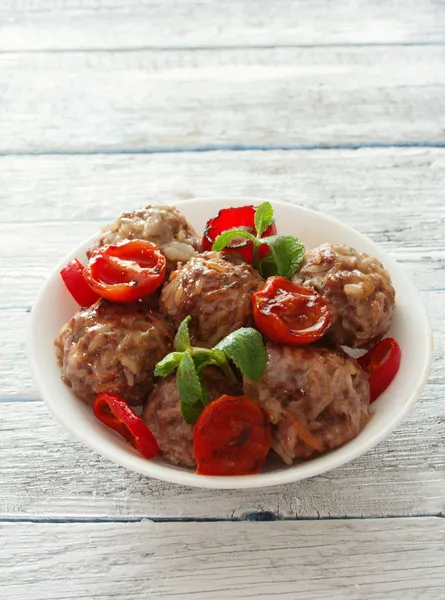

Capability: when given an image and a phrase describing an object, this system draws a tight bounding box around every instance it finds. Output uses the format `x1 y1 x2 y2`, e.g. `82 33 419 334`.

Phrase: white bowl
28 199 432 489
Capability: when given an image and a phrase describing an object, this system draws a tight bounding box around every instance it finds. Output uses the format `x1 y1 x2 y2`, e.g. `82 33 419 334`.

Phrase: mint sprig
260 235 305 280
212 229 255 252
154 318 268 424
211 201 305 279
254 201 275 237
177 350 209 424
174 315 192 352
215 328 267 382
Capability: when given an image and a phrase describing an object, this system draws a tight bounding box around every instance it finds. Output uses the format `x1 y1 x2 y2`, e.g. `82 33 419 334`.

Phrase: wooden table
1 1 444 598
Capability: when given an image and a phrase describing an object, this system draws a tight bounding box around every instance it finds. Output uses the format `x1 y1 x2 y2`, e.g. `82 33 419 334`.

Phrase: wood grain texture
1 0 445 594
2 148 445 225
1 147 443 521
0 392 443 519
1 149 445 311
1 519 444 599
1 46 445 153
1 283 444 396
1 285 444 520
1 0 444 52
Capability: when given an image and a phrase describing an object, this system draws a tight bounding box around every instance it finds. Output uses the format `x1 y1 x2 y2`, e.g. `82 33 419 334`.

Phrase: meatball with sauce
244 342 371 464
142 368 242 468
87 204 201 272
293 243 395 349
55 299 174 406
159 251 263 347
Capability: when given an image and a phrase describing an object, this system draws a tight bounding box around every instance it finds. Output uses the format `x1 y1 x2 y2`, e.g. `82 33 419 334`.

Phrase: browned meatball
293 243 395 349
143 368 242 468
159 251 263 347
87 204 201 272
244 343 371 464
55 299 173 406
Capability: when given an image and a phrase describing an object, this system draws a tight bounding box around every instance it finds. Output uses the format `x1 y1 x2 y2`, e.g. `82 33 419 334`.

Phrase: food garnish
194 395 272 476
358 337 401 402
60 258 100 307
252 276 332 345
155 317 268 424
202 204 277 263
93 392 159 458
211 202 305 279
83 240 166 303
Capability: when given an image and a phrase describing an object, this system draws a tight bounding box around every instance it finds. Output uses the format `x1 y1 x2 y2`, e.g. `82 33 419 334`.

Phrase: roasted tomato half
83 240 166 303
194 395 272 476
252 276 332 344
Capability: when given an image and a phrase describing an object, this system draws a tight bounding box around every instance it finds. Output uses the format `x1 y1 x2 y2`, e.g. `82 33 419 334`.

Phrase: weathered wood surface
1 0 445 52
1 150 445 312
2 149 445 225
1 0 445 596
1 379 443 520
1 45 445 154
0 148 444 521
1 519 444 600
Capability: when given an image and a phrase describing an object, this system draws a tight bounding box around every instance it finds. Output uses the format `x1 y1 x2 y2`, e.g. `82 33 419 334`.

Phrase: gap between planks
2 141 445 157
2 42 445 55
0 514 443 524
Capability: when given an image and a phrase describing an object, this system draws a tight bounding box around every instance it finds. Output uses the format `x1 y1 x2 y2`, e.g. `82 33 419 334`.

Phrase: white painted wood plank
0 394 443 519
2 149 445 225
0 519 443 599
1 286 443 520
1 287 444 398
1 0 444 52
1 46 445 153
1 217 444 307
1 149 445 311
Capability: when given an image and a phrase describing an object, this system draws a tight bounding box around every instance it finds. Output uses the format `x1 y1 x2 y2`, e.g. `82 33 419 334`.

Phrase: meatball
244 343 371 464
55 299 173 406
87 204 201 271
159 251 263 347
293 243 395 348
143 368 242 468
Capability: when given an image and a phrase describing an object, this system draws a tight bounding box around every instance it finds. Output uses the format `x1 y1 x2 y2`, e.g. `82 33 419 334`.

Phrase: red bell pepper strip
60 258 100 307
83 240 166 303
93 393 159 459
358 338 401 403
194 395 272 476
202 205 277 263
252 276 332 345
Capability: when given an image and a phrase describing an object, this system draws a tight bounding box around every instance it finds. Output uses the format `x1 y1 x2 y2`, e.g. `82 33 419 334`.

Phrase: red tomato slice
194 395 272 476
252 276 332 345
83 240 166 303
60 258 100 307
358 338 401 402
93 393 159 459
202 205 277 263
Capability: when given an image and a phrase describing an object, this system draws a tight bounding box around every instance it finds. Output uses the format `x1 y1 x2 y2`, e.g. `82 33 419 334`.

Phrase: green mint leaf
174 316 192 352
259 254 278 279
177 349 206 424
254 201 275 237
261 235 305 279
154 352 183 377
212 229 257 252
215 327 267 382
